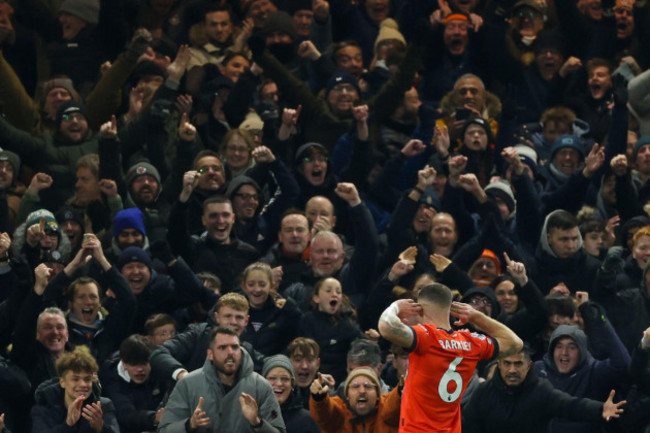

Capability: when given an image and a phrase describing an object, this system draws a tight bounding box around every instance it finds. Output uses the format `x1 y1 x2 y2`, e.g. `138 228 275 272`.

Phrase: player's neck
424 311 451 330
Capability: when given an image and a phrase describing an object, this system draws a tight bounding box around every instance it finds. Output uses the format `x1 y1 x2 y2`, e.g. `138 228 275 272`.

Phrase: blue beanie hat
325 71 360 96
117 246 152 271
634 136 650 158
550 134 585 161
113 208 146 239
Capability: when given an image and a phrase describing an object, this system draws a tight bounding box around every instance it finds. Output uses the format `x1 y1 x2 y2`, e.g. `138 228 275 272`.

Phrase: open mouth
81 308 94 320
449 38 464 51
296 372 310 383
213 226 228 236
48 337 63 345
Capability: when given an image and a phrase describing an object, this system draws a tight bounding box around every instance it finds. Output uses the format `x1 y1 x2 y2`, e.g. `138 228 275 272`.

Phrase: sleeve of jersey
470 332 499 361
407 325 427 354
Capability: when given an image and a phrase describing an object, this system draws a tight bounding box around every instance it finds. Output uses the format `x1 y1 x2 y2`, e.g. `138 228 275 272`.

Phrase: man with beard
158 326 285 433
309 367 401 433
462 349 626 432
0 101 98 209
124 161 171 235
263 11 300 72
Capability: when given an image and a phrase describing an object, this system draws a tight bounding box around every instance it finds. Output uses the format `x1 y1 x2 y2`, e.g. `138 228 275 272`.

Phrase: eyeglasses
331 84 357 93
61 113 85 122
303 156 328 164
234 193 259 201
198 165 223 174
348 382 377 390
469 297 490 307
267 375 292 384
517 10 540 20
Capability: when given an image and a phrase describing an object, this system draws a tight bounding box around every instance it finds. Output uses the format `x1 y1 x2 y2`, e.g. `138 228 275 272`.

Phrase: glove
601 246 623 273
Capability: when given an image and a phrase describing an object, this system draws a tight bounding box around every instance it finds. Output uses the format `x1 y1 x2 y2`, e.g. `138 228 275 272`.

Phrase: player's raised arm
378 299 422 348
450 302 523 358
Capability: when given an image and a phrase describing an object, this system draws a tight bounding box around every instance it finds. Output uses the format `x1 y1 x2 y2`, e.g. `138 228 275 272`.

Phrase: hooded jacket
31 377 119 433
533 314 630 433
158 348 285 433
528 210 600 294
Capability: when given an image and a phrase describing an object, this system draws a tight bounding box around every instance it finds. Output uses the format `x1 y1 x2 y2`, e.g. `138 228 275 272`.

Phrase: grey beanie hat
0 150 21 174
125 162 161 187
59 0 100 25
262 354 295 381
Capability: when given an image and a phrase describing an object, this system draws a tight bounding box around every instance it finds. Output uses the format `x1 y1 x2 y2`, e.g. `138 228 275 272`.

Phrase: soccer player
378 283 523 433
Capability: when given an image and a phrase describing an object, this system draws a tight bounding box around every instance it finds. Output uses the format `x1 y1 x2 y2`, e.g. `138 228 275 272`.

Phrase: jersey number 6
438 356 463 402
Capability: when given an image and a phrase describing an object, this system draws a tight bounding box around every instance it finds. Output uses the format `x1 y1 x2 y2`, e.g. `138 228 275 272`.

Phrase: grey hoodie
158 347 285 433
538 210 583 258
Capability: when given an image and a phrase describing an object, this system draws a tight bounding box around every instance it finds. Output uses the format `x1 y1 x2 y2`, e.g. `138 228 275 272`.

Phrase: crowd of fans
2 0 650 431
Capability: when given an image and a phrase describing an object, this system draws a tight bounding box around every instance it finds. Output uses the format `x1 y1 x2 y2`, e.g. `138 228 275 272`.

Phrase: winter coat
100 353 168 433
168 199 259 293
299 309 363 384
533 307 630 433
242 297 302 356
0 116 98 210
31 378 119 433
462 368 603 433
309 385 401 433
43 266 137 365
527 210 600 294
281 389 320 433
158 348 285 433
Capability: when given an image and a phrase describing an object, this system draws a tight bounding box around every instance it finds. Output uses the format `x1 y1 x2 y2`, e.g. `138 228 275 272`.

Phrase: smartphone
456 108 470 121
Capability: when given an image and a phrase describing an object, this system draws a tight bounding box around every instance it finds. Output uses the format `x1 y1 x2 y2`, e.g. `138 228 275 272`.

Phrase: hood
226 176 261 199
461 286 501 318
538 210 582 258
11 219 72 261
546 324 589 373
